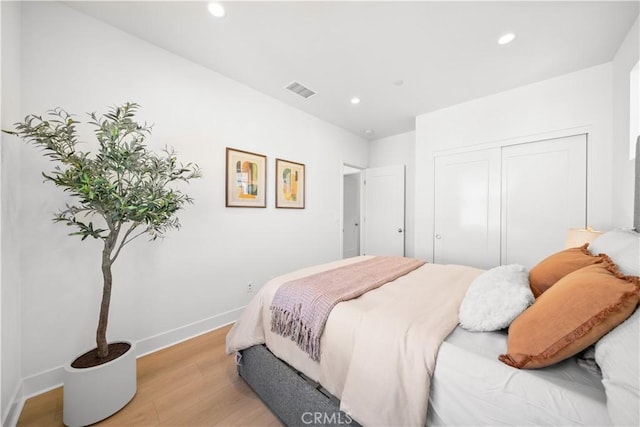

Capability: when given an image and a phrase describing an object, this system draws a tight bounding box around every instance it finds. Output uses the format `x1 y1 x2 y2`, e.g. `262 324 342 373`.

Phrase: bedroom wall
1 1 23 424
11 1 368 402
414 63 614 262
612 17 639 227
369 131 416 257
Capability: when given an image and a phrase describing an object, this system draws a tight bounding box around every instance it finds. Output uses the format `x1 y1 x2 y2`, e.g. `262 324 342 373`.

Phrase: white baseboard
21 367 64 399
3 382 23 427
136 306 245 357
8 307 245 425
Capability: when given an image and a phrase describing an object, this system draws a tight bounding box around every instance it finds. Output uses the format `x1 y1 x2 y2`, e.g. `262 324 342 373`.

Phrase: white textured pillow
459 264 534 332
595 308 639 426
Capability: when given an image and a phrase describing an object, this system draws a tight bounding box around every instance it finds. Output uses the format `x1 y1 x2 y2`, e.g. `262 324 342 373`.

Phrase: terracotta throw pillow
529 244 604 297
499 259 640 369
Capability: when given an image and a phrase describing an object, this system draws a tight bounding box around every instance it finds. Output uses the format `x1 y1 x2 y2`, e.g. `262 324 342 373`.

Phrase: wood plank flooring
17 324 282 426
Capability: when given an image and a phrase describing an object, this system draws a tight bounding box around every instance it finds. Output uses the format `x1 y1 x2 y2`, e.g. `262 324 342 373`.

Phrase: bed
226 140 640 426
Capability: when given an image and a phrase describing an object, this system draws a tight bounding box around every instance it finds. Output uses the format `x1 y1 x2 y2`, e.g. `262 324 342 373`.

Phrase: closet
434 134 587 269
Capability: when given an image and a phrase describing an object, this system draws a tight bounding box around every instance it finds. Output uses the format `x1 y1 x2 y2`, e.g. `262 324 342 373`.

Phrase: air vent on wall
284 81 316 99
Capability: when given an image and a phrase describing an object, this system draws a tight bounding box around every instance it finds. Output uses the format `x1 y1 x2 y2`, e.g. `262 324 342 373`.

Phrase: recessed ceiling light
364 129 375 135
498 33 516 45
208 2 226 18
350 97 361 105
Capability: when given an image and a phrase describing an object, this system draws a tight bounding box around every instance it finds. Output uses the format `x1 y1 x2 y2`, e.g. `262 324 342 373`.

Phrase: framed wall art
225 147 267 208
275 158 305 209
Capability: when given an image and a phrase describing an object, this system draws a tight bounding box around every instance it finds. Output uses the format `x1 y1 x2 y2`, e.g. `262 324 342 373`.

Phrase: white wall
414 63 614 261
9 0 368 404
369 131 415 257
612 17 639 227
1 1 23 424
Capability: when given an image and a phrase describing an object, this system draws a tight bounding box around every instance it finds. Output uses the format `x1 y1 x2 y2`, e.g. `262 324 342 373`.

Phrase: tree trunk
96 236 116 358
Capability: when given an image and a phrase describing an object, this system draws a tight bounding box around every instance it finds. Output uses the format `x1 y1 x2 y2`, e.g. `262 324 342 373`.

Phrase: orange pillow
499 259 640 369
529 244 604 297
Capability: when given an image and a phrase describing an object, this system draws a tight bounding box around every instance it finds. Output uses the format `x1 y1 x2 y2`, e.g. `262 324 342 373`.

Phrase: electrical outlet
247 280 254 293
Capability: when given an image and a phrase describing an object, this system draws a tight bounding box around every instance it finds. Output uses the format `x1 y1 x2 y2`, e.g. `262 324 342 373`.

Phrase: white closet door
434 149 501 269
501 134 587 268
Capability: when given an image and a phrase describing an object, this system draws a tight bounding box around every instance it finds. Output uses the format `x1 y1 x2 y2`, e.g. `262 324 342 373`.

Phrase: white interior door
434 148 502 269
343 172 361 258
501 134 587 268
363 165 405 256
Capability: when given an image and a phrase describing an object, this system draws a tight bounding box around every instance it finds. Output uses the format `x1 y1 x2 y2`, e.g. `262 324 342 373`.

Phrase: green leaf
10 102 201 246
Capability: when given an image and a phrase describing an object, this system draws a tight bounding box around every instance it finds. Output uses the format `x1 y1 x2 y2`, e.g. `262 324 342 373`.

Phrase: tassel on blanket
271 305 321 361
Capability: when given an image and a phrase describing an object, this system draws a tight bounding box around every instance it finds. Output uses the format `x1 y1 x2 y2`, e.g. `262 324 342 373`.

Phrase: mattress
229 256 613 426
428 326 611 426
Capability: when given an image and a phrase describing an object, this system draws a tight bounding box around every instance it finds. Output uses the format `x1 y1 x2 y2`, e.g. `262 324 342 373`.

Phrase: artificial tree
5 102 200 361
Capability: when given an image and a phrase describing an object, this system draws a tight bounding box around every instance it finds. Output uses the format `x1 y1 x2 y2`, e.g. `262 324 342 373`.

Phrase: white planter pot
63 341 137 427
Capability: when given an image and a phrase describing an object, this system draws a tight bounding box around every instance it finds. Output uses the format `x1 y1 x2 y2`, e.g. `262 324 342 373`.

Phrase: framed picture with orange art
225 147 267 208
275 158 305 209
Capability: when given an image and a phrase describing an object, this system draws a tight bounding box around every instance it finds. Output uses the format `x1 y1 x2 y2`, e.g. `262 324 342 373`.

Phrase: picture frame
225 147 267 208
275 158 305 209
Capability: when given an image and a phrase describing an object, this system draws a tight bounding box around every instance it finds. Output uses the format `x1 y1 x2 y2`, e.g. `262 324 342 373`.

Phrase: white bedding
226 256 483 426
428 326 611 426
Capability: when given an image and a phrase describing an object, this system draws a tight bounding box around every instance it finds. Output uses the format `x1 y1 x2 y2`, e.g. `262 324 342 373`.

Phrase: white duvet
226 256 483 426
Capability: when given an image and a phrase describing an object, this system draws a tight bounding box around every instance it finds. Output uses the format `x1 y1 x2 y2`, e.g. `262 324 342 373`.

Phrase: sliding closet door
501 134 587 268
434 149 501 269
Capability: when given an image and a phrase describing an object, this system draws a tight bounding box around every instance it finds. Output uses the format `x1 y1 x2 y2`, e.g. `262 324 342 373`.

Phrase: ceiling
67 1 639 140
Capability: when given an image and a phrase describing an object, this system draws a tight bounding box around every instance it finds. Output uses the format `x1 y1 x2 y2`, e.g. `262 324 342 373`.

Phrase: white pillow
458 264 534 332
595 308 639 427
588 228 638 256
588 229 640 276
611 240 640 277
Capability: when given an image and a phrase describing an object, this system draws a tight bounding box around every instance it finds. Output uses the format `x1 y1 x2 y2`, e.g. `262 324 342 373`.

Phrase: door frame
340 163 365 258
432 126 592 157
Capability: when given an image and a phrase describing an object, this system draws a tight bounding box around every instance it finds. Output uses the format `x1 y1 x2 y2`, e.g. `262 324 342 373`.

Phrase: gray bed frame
238 345 359 426
238 138 640 426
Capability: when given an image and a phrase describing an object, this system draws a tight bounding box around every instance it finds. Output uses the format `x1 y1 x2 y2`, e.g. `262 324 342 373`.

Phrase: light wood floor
17 324 282 426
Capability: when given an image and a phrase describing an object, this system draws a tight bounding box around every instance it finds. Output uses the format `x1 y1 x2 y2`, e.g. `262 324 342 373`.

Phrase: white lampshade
565 227 604 249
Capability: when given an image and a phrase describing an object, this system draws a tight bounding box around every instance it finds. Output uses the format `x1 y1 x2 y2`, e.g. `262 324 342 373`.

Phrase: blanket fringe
271 305 321 361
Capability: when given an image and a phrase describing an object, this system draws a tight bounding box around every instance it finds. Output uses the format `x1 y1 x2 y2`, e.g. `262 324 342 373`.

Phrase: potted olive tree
4 103 200 426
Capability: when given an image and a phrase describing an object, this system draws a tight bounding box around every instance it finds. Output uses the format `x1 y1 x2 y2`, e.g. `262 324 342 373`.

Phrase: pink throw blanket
270 256 425 361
